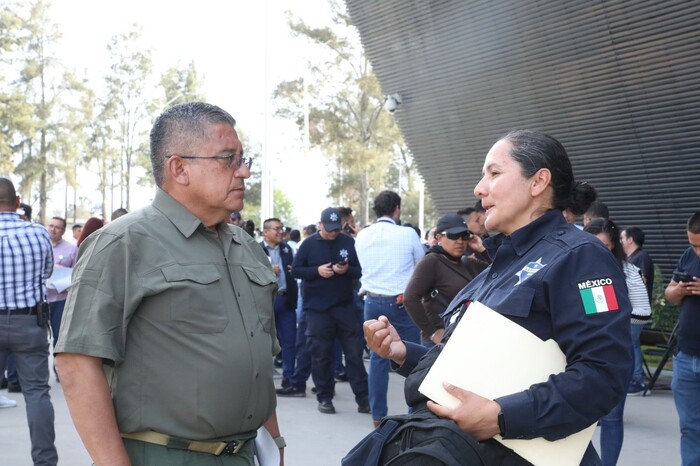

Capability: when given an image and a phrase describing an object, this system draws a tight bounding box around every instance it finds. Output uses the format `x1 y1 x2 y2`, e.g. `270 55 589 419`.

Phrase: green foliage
105 25 153 210
274 1 422 226
1 0 208 221
651 265 679 331
160 61 206 109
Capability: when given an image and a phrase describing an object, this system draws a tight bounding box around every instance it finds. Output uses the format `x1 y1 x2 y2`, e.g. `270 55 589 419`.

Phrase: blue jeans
0 313 58 466
49 300 66 349
599 393 627 466
630 323 645 385
274 295 297 381
364 295 420 420
673 351 700 466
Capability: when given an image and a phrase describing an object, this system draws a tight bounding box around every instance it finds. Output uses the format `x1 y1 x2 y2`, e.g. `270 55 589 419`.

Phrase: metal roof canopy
346 0 700 279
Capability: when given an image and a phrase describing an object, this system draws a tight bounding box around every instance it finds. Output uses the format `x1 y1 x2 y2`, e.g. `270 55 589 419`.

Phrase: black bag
342 410 486 466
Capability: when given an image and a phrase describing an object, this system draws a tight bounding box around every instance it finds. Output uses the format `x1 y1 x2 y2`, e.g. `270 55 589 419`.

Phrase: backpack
342 409 486 466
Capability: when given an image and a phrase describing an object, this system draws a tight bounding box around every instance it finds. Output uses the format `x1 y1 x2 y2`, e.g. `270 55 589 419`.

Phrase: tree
135 61 207 187
0 5 31 175
10 0 79 223
105 25 153 210
274 2 407 225
160 61 206 107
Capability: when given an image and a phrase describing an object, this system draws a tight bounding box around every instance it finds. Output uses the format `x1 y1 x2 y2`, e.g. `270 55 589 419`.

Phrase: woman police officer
364 130 632 464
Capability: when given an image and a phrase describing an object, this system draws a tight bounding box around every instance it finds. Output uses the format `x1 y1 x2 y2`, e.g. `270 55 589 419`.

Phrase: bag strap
434 254 474 282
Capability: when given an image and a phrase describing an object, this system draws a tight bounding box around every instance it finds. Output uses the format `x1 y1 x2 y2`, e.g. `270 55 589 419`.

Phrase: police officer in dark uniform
364 130 632 465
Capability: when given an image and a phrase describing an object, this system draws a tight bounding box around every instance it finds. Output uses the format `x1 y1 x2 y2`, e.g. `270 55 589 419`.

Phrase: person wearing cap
404 213 489 348
289 207 369 415
228 211 242 227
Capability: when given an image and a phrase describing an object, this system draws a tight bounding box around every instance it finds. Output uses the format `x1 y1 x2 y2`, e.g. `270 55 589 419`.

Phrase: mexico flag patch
577 278 619 314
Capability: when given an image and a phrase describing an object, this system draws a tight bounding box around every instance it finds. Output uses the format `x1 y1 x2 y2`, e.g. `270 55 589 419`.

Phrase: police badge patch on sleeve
577 277 619 314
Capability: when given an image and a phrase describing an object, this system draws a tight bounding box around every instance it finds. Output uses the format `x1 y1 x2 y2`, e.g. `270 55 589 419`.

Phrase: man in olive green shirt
55 102 284 466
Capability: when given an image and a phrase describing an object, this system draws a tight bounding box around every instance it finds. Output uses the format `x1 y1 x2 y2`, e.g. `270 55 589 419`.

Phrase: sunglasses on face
442 231 471 241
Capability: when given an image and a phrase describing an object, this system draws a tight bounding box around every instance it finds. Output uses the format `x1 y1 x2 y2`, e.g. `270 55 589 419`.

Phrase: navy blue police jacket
260 240 298 311
398 210 633 441
291 232 361 312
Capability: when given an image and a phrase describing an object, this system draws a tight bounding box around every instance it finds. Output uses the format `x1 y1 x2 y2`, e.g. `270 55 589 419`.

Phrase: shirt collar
483 209 567 257
0 212 21 221
151 188 239 243
263 240 280 250
377 216 396 225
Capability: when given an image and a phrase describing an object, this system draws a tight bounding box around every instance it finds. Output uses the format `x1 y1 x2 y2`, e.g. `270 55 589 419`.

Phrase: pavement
0 359 681 466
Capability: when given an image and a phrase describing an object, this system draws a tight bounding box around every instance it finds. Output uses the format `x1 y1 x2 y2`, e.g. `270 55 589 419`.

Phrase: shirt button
491 273 498 279
247 414 253 420
558 230 564 235
250 332 254 337
255 373 259 378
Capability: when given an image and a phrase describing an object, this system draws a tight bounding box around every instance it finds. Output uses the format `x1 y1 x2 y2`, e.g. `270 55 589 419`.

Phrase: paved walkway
0 363 680 465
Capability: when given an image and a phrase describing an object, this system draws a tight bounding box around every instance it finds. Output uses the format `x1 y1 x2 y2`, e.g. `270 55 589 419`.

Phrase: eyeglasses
167 153 253 170
441 231 471 241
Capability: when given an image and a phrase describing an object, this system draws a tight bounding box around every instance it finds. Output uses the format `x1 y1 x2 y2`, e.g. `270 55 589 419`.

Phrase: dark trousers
305 301 368 404
0 314 58 466
6 353 18 384
274 295 297 381
290 309 312 388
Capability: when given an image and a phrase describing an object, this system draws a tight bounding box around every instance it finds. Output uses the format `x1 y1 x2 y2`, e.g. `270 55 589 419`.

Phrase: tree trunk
360 168 370 225
39 128 47 224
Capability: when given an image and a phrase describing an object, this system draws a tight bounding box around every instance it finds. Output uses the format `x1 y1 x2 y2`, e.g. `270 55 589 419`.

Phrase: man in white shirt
355 190 424 426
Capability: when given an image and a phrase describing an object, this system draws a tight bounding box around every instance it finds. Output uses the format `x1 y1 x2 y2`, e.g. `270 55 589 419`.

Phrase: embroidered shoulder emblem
577 277 619 314
514 257 547 285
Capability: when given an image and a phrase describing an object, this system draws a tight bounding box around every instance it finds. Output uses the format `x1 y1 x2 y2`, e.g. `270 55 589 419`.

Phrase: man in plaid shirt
0 177 57 466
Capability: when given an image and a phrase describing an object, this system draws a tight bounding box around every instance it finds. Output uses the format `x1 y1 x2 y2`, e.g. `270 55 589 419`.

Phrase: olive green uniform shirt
56 189 279 441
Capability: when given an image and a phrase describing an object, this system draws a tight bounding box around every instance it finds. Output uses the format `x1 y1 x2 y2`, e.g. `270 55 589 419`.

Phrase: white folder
418 301 596 466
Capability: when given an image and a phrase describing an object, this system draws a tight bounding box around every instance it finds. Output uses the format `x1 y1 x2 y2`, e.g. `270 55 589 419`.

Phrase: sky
45 0 337 226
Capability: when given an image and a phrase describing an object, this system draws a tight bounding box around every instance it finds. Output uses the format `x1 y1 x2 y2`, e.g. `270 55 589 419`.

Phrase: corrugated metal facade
345 0 700 279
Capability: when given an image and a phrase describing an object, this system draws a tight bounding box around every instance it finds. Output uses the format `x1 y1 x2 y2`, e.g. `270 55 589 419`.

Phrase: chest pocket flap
162 264 221 284
241 265 277 287
240 265 277 338
161 264 226 333
488 286 536 319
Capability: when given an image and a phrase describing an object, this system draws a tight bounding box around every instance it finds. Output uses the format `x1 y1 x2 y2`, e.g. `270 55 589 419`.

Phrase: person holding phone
665 211 700 466
363 130 632 464
289 207 369 415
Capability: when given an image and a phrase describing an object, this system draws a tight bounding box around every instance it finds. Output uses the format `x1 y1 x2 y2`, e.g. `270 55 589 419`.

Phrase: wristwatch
273 436 286 449
497 411 506 436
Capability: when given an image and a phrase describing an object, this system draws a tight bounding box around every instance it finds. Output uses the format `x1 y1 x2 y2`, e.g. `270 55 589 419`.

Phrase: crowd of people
1 102 698 466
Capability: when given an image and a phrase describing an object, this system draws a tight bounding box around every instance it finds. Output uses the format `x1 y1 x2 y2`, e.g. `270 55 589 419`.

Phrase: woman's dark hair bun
569 181 597 215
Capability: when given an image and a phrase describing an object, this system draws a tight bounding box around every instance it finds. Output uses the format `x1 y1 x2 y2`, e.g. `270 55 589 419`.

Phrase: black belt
0 306 38 315
366 292 397 298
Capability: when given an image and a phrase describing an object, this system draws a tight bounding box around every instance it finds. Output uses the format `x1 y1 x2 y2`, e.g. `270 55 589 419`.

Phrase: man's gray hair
149 102 236 187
